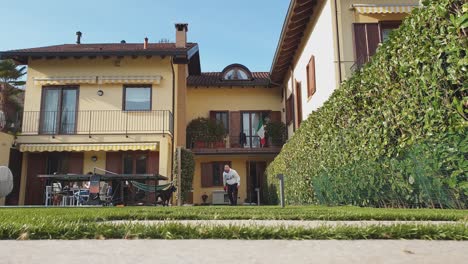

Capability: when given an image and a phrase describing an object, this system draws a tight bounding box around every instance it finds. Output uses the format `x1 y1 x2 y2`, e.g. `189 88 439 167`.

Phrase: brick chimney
175 23 188 48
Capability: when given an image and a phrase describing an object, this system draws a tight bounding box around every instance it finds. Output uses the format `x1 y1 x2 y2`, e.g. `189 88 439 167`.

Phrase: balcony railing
21 110 173 136
189 135 283 154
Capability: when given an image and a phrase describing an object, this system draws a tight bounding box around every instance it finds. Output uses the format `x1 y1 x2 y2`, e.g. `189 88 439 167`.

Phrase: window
380 21 402 42
221 64 253 81
123 152 148 174
286 95 294 125
210 111 229 132
123 85 152 111
40 86 78 134
353 21 402 66
306 56 316 98
201 161 231 187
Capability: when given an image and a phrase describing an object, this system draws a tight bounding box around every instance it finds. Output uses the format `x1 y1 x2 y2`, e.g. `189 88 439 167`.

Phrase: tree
0 60 26 130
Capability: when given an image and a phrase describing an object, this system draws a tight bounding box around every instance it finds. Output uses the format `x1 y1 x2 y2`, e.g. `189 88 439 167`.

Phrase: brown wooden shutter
354 23 381 65
296 81 303 126
286 96 294 125
209 111 216 121
229 111 241 147
354 23 368 64
270 111 281 123
201 162 213 187
307 56 316 98
106 152 122 174
148 151 159 175
68 152 84 174
25 153 47 205
366 24 380 57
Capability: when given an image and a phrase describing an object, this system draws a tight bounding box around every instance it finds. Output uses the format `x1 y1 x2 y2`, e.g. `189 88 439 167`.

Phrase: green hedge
266 0 467 208
173 148 195 203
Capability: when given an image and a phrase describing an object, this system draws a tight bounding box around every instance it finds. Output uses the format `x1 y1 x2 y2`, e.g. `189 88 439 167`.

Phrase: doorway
246 161 266 204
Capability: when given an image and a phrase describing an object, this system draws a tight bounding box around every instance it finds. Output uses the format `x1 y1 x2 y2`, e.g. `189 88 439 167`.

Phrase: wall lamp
97 90 104 96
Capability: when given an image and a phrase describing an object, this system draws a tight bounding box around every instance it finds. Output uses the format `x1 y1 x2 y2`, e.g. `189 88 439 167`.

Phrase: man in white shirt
223 164 240 206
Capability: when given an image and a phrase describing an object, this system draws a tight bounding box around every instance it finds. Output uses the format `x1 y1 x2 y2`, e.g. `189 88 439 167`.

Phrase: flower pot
214 141 225 148
194 141 205 148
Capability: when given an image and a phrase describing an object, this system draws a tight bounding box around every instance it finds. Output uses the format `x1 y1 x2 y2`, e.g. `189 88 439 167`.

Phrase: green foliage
173 148 195 203
266 121 287 145
0 207 466 239
186 117 226 147
266 0 468 208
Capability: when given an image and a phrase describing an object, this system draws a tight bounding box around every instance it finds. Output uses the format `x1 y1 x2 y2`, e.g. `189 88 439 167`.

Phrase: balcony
21 110 173 136
189 135 283 155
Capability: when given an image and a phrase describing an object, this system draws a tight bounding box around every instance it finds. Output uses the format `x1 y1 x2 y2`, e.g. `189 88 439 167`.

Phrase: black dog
156 185 177 206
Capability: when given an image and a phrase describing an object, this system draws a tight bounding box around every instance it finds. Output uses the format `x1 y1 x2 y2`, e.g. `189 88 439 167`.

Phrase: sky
0 0 290 72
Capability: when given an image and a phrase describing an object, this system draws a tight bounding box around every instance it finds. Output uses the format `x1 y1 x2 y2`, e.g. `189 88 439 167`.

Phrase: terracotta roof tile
187 72 271 87
6 43 197 53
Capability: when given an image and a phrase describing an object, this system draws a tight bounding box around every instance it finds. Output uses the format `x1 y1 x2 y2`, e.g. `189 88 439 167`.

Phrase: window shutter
201 162 213 187
296 81 303 126
229 111 241 147
269 111 281 123
354 23 380 65
366 24 380 57
209 111 216 121
106 152 122 174
307 56 316 98
286 95 294 125
148 151 159 174
25 153 47 205
68 152 84 174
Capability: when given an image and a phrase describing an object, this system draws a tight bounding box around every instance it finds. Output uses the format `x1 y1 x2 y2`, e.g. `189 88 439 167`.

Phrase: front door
246 161 267 204
40 86 78 134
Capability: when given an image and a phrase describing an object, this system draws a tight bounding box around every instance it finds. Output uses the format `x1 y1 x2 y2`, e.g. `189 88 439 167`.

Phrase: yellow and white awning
352 4 419 14
20 142 158 152
34 76 97 86
99 75 162 85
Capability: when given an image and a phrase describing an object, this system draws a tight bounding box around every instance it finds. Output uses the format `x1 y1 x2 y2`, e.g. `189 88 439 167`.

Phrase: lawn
0 206 466 240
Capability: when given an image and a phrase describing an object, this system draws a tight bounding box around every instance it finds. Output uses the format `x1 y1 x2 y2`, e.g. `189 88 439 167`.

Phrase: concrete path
1 240 466 264
109 219 465 227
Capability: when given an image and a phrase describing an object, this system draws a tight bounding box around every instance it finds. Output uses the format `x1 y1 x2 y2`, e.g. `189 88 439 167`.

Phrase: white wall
293 0 336 119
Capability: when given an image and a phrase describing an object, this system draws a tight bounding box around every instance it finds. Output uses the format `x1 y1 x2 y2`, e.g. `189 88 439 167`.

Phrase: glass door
40 87 78 134
242 112 265 148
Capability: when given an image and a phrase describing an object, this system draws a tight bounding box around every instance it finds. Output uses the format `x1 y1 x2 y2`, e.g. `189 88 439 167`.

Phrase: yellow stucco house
1 23 283 205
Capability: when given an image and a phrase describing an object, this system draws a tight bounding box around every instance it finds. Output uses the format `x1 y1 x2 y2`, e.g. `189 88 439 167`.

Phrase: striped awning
99 75 162 84
19 142 158 152
352 4 419 14
34 76 97 85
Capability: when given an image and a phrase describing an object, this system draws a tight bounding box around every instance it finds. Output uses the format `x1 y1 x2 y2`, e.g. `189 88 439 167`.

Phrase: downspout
170 57 175 181
290 66 296 132
334 0 343 84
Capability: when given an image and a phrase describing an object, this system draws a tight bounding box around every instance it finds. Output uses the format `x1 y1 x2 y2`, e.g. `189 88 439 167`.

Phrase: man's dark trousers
227 183 238 205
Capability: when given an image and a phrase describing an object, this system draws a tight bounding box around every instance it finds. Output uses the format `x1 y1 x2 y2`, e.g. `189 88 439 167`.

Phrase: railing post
88 111 92 138
162 110 165 136
277 174 285 208
125 111 129 138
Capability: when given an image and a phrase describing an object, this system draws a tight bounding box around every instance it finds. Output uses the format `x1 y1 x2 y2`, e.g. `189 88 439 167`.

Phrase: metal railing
189 135 284 149
21 110 173 136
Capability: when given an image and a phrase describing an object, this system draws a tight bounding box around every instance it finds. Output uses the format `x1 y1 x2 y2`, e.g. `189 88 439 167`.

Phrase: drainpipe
334 0 343 84
170 57 175 181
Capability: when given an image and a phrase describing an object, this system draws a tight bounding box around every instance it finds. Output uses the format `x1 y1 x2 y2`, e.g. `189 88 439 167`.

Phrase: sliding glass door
40 87 78 134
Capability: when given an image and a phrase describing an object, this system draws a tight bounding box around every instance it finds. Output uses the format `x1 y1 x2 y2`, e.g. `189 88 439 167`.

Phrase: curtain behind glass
41 89 60 134
61 89 77 134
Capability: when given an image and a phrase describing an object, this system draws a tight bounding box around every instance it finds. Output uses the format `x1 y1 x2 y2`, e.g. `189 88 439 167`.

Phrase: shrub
266 0 467 208
173 148 195 203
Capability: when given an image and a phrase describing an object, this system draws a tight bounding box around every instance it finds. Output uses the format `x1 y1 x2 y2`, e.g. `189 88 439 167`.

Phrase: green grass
0 206 466 240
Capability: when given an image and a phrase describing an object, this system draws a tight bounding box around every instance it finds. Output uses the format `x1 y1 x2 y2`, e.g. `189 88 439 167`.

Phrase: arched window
221 64 253 81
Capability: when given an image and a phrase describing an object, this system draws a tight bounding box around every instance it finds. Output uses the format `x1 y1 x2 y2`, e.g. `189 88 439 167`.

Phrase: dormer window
221 64 253 81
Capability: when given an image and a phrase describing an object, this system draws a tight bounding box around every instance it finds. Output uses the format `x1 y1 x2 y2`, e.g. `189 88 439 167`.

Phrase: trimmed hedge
173 148 195 203
266 0 467 208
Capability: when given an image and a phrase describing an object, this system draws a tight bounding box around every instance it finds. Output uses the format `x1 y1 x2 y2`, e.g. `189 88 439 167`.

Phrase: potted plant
208 119 226 148
265 121 287 147
186 117 210 148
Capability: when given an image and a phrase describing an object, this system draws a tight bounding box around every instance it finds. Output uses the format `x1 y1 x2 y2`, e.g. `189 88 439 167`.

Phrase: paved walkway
1 240 466 264
109 219 465 227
